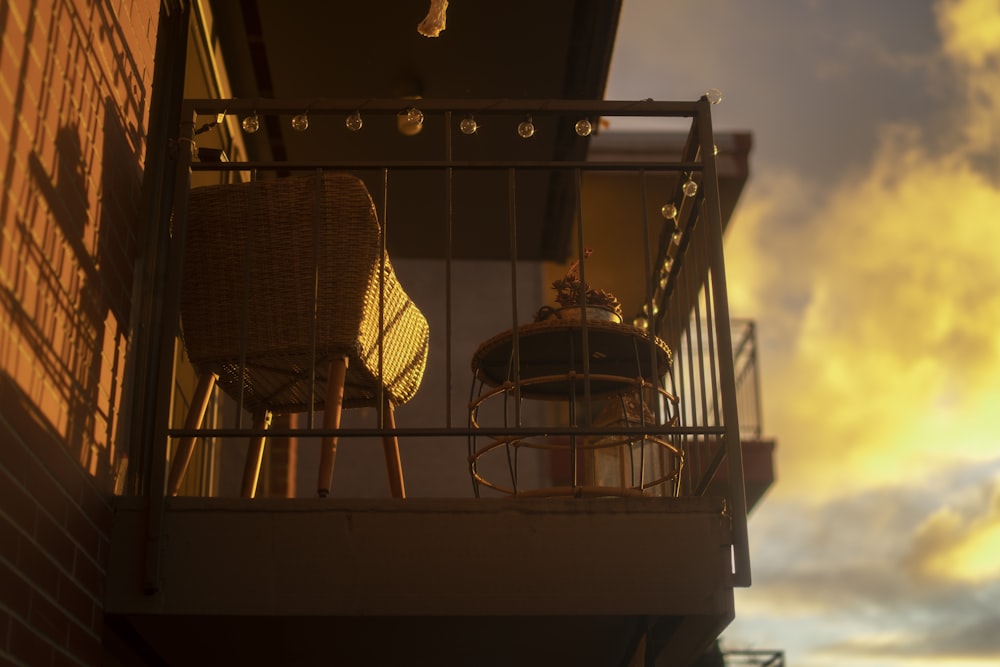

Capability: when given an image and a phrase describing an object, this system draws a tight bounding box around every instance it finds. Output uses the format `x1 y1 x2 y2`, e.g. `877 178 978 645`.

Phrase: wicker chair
166 171 429 498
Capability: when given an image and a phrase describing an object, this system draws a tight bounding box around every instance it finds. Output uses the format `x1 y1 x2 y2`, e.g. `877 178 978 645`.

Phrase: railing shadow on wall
133 96 750 586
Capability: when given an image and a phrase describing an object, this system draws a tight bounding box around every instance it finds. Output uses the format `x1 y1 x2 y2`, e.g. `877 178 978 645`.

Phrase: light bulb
241 113 260 134
346 111 363 131
291 113 309 131
705 88 723 105
460 116 478 135
398 107 424 136
660 203 678 220
683 179 698 197
575 119 593 136
517 116 535 139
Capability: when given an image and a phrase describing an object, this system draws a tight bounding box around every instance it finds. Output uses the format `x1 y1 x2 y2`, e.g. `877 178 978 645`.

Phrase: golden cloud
937 0 1000 152
721 3 1000 501
742 120 1000 499
910 477 1000 584
937 0 1000 68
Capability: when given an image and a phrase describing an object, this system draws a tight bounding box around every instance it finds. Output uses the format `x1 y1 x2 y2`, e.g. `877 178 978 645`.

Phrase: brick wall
0 0 160 665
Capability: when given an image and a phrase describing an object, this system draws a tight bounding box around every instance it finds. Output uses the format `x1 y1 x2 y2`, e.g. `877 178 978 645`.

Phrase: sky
607 1 1000 665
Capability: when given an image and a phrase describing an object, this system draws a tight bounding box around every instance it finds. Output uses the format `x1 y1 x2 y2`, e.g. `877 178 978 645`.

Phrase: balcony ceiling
206 0 623 260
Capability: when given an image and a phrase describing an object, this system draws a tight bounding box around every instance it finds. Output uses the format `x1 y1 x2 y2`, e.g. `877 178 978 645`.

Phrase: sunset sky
608 1 1000 665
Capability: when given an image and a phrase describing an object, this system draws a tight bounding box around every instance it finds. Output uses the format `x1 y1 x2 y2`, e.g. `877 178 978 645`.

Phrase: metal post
697 97 751 587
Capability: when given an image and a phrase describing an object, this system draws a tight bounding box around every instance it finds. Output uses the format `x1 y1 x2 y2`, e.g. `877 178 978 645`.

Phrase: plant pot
554 306 623 324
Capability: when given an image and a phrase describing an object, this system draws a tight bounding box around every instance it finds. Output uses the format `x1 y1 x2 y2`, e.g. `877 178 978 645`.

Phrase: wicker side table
469 319 681 497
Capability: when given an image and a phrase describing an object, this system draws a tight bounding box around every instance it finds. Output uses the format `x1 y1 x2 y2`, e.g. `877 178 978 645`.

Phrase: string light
346 111 363 131
241 112 260 134
517 115 535 139
460 115 479 135
397 107 424 136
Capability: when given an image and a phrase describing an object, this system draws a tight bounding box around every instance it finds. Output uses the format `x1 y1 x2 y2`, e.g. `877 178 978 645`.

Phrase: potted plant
537 249 623 323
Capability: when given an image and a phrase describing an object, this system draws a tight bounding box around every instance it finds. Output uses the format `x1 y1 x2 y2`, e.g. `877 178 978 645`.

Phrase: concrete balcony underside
106 496 735 666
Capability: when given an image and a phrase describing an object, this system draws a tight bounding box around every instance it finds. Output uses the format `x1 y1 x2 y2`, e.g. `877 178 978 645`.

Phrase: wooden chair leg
381 397 406 498
241 410 272 498
317 356 348 497
167 372 218 496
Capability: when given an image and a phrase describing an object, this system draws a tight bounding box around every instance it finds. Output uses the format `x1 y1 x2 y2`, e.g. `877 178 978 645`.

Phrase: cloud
655 1 1000 665
936 0 1000 68
728 465 1000 664
936 0 1000 155
908 474 1000 584
741 118 1000 499
722 0 1000 501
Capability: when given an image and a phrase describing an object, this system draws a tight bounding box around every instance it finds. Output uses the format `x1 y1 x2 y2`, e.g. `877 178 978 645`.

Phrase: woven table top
471 318 672 400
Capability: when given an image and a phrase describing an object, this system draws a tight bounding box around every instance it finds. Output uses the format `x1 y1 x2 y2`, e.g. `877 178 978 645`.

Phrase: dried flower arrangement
536 249 623 322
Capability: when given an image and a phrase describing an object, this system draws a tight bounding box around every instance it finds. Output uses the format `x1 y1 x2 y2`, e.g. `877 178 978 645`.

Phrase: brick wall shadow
0 370 112 666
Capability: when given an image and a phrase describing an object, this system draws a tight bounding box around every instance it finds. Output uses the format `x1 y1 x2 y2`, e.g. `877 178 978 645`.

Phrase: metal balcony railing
130 96 750 587
724 649 786 667
732 318 764 441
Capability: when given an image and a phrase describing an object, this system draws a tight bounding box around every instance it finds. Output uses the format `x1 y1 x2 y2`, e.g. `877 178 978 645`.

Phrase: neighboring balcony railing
724 649 786 667
128 96 751 587
732 318 764 441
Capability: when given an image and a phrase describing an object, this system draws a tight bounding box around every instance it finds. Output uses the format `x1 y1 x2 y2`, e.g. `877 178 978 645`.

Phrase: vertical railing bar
235 171 255 428
573 167 591 491
666 343 684 496
444 111 454 428
573 167 592 407
694 210 720 441
507 168 522 426
667 273 690 494
637 379 647 492
204 392 217 496
307 168 323 429
698 96 750 586
378 168 388 429
750 321 764 439
144 101 195 592
682 246 701 485
468 374 481 497
703 259 721 428
690 194 720 432
692 282 710 437
677 349 690 493
638 169 663 425
502 371 516 492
